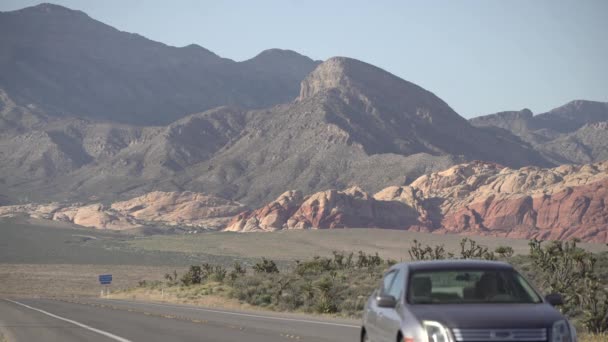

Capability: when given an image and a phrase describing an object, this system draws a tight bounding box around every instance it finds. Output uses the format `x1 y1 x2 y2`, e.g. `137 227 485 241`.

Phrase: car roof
394 259 514 272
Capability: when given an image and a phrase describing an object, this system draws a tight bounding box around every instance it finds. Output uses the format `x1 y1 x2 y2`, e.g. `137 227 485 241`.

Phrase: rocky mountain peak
298 56 462 124
298 57 352 99
250 48 314 62
550 99 607 113
298 57 411 100
14 3 84 15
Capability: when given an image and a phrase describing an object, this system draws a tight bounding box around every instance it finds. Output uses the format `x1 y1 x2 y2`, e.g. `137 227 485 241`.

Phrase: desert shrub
229 273 277 306
253 257 279 274
528 239 608 333
459 238 495 260
180 265 202 286
408 238 495 261
495 245 515 258
138 280 162 288
228 261 247 282
223 251 390 315
295 256 335 276
137 240 608 337
164 270 179 285
356 251 383 268
312 275 339 313
332 251 354 269
578 277 608 334
408 239 453 260
210 265 227 282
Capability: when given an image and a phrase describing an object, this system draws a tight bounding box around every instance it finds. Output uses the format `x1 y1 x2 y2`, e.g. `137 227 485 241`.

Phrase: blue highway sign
99 274 112 285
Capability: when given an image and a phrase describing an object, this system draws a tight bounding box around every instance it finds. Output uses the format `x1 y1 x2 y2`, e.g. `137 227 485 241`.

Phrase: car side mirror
376 294 397 308
545 293 564 306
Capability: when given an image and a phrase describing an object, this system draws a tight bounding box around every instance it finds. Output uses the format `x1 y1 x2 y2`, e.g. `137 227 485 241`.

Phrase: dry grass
112 284 360 322
112 284 256 311
579 333 608 342
0 264 186 297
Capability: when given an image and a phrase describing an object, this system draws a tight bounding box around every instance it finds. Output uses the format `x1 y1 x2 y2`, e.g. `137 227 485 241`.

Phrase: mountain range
0 4 606 242
0 3 319 125
470 100 608 164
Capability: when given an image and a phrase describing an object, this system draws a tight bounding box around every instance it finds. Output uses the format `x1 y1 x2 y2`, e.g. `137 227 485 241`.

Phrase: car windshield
407 269 543 304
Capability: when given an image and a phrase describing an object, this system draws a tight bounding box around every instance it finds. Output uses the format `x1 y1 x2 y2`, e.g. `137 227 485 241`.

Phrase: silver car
361 260 577 342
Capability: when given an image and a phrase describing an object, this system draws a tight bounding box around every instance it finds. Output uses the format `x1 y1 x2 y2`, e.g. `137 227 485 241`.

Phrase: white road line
4 299 133 342
103 299 361 329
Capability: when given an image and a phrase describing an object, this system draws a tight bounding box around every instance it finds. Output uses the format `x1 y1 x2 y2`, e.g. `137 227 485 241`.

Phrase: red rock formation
224 161 608 243
439 179 608 242
286 187 376 229
225 190 304 231
226 186 421 231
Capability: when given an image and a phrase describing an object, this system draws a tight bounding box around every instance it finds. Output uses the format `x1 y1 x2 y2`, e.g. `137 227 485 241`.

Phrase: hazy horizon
1 0 606 118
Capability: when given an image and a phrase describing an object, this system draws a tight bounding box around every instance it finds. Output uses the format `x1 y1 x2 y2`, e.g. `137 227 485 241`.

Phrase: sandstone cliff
225 161 608 243
0 191 243 230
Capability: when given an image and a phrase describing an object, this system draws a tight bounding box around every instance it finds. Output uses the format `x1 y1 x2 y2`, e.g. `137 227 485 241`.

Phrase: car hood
408 303 563 329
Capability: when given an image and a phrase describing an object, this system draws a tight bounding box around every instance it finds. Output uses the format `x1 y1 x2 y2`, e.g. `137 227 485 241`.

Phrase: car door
367 270 397 342
377 268 406 342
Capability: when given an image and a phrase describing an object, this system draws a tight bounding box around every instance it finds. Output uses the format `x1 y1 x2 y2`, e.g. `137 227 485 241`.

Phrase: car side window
387 269 405 299
381 271 396 295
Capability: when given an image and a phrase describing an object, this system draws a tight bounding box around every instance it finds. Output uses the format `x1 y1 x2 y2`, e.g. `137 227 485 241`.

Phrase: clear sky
1 0 607 118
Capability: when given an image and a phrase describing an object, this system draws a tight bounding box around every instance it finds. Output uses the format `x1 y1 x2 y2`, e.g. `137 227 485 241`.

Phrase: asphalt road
0 298 361 342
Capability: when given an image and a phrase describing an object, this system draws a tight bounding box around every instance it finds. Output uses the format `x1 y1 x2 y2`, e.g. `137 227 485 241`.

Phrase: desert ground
126 228 608 261
1 217 606 297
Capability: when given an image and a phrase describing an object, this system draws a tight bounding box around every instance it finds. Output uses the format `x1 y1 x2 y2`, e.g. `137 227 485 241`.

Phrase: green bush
164 270 179 286
495 246 515 258
210 265 227 282
253 257 279 274
223 251 391 315
528 239 608 333
408 238 495 261
143 239 607 336
180 265 202 286
137 280 162 288
229 261 247 282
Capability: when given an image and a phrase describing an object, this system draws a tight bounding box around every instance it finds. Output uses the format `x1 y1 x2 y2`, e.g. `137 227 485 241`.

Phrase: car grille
451 328 547 342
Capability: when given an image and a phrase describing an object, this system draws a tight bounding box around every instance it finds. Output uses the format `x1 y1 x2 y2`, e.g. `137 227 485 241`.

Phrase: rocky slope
0 4 319 125
226 161 608 243
2 4 606 211
0 56 552 206
175 57 549 204
470 100 608 164
0 191 244 230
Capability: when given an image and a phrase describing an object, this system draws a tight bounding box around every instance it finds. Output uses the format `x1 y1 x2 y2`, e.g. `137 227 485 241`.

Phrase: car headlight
552 320 573 342
423 320 451 342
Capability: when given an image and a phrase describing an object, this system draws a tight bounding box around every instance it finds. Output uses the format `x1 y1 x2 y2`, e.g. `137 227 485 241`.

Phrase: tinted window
407 269 542 304
387 269 405 299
